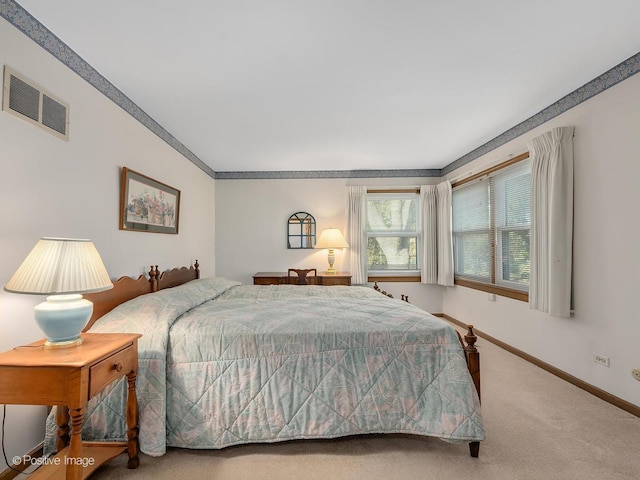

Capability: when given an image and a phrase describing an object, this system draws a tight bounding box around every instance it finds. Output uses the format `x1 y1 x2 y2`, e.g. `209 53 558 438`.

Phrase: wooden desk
0 333 141 480
253 271 352 286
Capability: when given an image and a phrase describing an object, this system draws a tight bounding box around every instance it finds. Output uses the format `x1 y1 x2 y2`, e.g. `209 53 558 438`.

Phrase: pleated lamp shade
315 228 349 249
4 237 113 348
5 237 113 295
315 228 349 274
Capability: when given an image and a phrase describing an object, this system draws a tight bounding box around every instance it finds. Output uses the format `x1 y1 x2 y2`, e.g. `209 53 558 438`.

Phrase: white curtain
420 181 454 286
436 181 454 286
346 186 368 285
420 185 438 283
528 126 574 317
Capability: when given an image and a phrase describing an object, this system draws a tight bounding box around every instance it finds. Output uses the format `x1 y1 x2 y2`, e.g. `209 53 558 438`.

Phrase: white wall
443 72 640 408
215 176 445 313
0 19 216 468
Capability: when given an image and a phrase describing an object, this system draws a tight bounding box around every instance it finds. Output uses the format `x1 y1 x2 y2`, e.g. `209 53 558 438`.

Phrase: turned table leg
126 370 140 468
66 406 86 480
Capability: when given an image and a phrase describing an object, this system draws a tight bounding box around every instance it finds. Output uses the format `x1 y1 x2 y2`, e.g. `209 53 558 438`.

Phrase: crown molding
215 169 441 180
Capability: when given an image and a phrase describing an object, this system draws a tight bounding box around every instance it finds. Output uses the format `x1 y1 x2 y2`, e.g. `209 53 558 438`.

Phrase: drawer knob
113 362 123 373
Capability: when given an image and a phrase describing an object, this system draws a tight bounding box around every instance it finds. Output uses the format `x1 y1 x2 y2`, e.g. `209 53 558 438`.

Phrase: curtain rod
450 151 530 187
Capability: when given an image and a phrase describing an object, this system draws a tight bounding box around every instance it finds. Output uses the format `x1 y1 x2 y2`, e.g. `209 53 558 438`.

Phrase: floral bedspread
45 278 485 456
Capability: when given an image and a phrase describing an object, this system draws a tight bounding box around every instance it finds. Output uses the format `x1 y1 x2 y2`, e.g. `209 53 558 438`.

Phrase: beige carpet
89 328 640 480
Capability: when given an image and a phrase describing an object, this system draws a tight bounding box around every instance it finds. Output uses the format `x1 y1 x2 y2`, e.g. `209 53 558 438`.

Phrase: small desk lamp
315 228 349 274
4 237 113 348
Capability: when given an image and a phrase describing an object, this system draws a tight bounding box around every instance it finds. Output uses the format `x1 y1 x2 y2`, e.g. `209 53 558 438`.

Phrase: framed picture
119 167 180 234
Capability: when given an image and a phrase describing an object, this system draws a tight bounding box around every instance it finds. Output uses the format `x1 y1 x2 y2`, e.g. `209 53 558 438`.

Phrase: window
452 154 531 298
366 191 420 277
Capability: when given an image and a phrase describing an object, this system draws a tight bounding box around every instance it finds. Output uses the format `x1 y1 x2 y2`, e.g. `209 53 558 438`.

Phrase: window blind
452 159 531 291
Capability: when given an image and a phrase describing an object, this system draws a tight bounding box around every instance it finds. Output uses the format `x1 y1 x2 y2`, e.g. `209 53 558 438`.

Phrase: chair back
287 268 318 285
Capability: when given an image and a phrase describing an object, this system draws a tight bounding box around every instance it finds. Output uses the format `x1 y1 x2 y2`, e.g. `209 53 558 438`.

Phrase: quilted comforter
45 277 485 456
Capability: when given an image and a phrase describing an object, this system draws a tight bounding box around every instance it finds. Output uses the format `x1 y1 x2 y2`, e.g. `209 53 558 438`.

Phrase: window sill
368 275 421 283
454 278 529 302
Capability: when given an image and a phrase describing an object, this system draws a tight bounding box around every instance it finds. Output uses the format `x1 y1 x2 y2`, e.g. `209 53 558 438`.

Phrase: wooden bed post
463 325 480 458
456 324 481 457
464 325 480 402
150 265 159 292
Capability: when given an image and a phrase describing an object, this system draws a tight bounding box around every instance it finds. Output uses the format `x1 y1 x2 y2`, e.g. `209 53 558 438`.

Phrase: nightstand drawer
321 276 351 286
253 276 281 285
90 344 135 397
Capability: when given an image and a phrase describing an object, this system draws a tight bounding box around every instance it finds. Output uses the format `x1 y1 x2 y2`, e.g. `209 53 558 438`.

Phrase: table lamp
315 228 349 274
4 237 113 348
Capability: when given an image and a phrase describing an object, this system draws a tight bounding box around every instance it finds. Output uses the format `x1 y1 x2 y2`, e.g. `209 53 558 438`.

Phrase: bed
45 262 485 458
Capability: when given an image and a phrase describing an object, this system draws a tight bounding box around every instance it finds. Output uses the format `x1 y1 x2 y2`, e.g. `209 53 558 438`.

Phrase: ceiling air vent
2 66 69 141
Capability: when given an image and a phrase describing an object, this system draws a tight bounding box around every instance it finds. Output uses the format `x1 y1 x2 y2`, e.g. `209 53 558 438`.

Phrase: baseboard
0 443 43 480
443 314 640 419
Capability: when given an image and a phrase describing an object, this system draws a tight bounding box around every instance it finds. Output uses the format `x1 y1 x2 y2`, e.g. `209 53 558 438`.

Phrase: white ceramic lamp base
33 294 94 348
326 249 336 274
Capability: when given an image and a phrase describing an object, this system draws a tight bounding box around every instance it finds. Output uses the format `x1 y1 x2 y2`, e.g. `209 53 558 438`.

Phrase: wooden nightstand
253 272 352 286
0 333 141 480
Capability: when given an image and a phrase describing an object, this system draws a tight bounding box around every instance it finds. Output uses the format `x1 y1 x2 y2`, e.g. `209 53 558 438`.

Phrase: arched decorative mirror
287 212 316 249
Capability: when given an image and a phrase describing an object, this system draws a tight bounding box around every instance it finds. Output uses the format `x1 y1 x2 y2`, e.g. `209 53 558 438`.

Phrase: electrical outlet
593 353 610 367
632 368 640 381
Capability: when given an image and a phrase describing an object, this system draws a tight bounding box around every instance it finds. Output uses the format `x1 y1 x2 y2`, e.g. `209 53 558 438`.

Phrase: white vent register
2 65 69 141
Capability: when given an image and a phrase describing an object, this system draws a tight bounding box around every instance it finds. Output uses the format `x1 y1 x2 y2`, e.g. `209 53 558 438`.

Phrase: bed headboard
83 260 200 331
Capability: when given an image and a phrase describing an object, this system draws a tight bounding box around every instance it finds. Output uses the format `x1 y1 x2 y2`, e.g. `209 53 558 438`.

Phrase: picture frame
119 167 180 234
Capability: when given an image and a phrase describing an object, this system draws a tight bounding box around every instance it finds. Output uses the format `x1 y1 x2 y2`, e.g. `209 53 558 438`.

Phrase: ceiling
14 1 640 174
